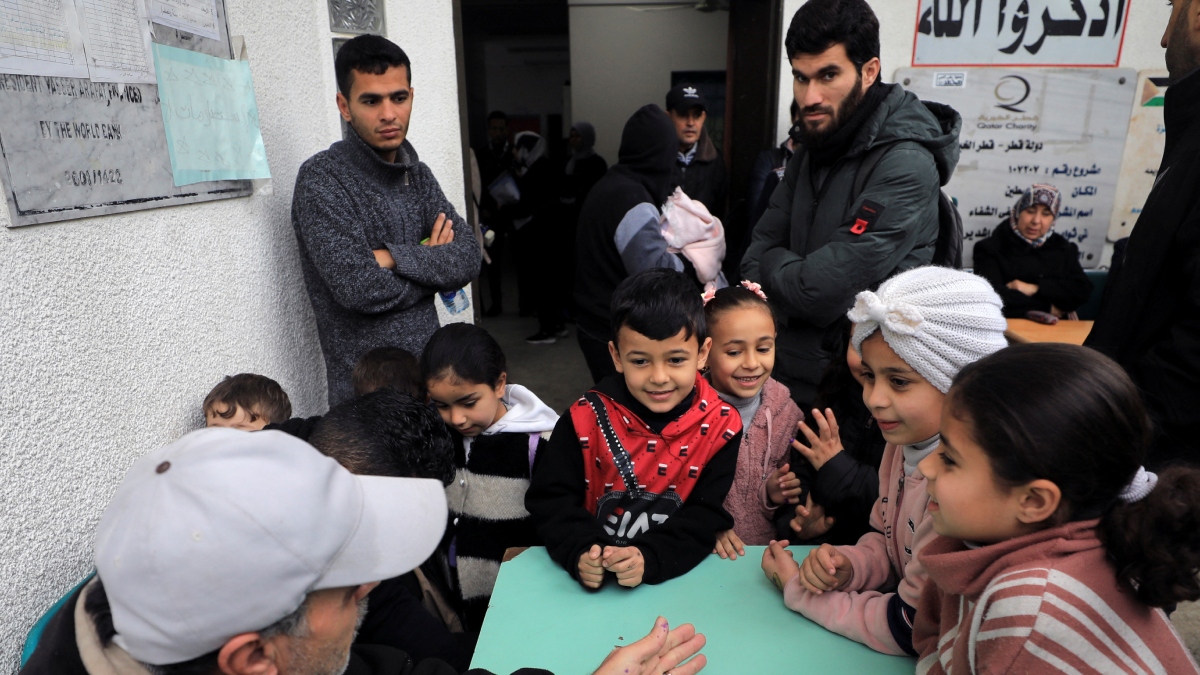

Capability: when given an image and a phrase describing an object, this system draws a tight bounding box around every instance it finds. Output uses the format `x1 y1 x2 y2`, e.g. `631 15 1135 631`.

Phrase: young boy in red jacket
526 268 743 588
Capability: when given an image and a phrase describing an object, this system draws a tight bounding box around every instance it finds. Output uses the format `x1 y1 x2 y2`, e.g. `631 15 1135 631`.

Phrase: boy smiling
527 268 743 588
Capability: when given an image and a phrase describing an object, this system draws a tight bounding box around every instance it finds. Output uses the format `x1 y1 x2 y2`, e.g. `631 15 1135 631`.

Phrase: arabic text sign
152 43 270 185
897 67 1137 269
914 0 1130 66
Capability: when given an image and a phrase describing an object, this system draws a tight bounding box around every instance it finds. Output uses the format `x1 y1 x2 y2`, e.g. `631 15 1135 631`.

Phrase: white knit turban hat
848 267 1008 393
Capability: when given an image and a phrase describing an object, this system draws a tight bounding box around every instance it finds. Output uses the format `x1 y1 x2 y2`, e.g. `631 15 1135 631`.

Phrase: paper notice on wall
897 67 1137 269
75 0 156 83
152 43 270 185
147 0 220 41
0 0 90 78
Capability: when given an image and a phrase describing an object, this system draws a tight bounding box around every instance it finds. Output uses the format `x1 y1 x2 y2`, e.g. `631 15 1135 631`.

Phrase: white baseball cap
94 427 448 665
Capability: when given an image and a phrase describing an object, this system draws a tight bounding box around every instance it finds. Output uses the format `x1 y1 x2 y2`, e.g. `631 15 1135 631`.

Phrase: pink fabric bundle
660 187 727 292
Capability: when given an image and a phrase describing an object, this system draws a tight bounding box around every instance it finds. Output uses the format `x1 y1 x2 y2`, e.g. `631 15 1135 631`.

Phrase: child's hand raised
713 529 746 560
602 546 645 587
793 408 844 470
798 543 853 594
789 494 836 540
578 544 605 589
761 540 801 593
765 463 802 505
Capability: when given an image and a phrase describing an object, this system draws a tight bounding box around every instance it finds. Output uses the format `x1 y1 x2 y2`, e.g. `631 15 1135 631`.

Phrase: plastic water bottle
440 288 469 314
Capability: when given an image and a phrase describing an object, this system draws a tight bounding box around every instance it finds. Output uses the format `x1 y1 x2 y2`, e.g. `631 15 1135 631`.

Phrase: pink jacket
782 441 937 655
913 521 1200 674
721 377 803 545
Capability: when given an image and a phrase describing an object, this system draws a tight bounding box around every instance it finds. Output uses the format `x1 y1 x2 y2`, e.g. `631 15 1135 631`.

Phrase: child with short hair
526 267 743 589
352 346 424 399
422 323 558 631
760 266 1007 655
913 344 1200 674
702 282 804 558
202 373 291 431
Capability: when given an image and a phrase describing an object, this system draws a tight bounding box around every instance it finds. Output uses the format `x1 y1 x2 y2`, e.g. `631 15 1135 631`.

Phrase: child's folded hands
798 543 853 594
603 545 646 587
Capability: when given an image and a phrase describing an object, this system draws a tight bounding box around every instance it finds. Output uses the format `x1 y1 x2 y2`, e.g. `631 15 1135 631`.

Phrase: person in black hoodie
573 104 685 383
972 183 1092 319
1086 0 1200 467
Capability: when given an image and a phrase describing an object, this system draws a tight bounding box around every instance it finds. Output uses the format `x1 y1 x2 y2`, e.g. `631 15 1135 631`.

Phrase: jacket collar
593 372 704 434
75 579 153 675
335 127 419 177
1165 67 1200 157
920 519 1103 600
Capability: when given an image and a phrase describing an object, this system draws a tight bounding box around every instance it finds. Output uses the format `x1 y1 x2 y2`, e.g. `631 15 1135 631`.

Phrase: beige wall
569 1 729 166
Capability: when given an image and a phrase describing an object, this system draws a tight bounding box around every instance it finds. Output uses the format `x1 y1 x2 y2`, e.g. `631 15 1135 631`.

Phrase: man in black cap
667 84 727 227
573 105 683 383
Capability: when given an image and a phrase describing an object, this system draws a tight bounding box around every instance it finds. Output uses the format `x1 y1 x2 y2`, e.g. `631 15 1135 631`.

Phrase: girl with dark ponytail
912 343 1200 674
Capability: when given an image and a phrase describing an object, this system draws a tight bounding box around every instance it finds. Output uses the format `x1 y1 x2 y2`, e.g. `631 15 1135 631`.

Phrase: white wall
484 36 571 135
0 0 465 669
775 0 1173 142
569 1 728 165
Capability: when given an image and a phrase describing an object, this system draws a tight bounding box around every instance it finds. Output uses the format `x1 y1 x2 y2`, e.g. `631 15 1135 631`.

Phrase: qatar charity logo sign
913 0 1131 67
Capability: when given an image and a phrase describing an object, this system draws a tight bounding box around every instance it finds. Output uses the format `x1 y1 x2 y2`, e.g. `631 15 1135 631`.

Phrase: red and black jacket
526 374 742 584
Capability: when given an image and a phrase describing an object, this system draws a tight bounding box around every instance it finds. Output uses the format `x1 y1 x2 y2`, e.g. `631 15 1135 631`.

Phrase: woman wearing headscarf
973 183 1093 319
508 131 560 343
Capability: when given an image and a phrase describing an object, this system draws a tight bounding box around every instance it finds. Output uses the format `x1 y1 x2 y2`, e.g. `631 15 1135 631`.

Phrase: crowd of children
193 263 1200 674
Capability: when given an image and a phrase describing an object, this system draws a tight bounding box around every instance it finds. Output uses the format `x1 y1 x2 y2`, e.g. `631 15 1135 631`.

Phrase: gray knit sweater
292 131 481 406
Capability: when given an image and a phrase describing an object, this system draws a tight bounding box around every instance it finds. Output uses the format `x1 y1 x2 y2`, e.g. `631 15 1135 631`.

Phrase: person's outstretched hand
794 409 843 470
592 617 707 675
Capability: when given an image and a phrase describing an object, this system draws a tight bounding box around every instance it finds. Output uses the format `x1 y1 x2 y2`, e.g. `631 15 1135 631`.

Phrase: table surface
470 546 916 675
1005 318 1094 345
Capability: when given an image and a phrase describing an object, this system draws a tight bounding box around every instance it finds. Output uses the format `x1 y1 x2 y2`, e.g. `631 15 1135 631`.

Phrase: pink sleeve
896 509 936 610
782 576 907 655
832 450 898 593
758 399 805 518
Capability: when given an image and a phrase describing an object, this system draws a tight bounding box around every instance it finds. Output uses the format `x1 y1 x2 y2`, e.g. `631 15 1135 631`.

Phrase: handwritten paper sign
914 0 1130 67
148 0 220 41
897 67 1136 268
151 42 269 185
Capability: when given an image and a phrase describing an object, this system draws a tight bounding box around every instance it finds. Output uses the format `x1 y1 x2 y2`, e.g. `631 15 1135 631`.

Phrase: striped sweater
444 384 558 631
913 520 1200 675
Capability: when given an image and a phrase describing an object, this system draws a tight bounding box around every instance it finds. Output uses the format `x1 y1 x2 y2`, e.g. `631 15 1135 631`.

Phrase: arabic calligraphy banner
913 0 1131 67
896 67 1137 268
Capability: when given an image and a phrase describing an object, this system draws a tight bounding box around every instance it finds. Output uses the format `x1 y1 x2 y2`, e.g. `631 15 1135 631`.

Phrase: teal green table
471 546 916 674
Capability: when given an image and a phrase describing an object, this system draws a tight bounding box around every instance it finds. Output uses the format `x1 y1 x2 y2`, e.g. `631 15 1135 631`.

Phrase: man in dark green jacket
742 0 960 409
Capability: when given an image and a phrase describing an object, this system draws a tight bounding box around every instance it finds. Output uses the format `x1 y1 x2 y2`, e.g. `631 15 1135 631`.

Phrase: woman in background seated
973 183 1092 319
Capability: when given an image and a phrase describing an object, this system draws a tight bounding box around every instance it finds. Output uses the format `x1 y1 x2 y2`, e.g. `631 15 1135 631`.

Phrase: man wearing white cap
21 427 448 675
21 429 709 675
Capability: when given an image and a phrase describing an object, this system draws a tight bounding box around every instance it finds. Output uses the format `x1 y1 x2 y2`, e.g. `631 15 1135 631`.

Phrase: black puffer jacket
972 221 1092 318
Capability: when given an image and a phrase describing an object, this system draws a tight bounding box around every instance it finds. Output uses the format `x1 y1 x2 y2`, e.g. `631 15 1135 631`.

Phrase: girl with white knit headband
761 265 1008 656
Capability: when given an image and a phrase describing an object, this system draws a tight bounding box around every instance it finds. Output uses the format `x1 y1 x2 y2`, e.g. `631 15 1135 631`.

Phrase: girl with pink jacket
760 267 1007 655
